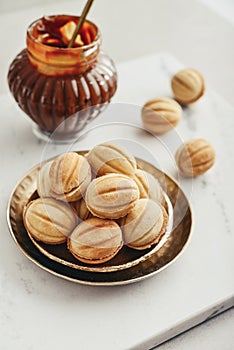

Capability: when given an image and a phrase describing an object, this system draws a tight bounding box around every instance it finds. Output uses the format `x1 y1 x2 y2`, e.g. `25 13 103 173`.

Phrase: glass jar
8 15 117 143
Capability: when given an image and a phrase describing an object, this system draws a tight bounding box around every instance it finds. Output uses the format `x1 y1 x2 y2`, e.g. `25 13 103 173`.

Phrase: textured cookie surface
175 138 215 177
23 197 77 244
49 152 91 201
171 68 205 104
37 160 53 198
87 142 137 176
68 217 123 264
121 198 168 250
142 97 182 134
85 173 139 219
71 198 91 221
133 169 164 203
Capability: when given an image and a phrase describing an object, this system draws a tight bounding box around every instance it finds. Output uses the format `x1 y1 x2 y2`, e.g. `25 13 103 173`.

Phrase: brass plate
7 154 193 286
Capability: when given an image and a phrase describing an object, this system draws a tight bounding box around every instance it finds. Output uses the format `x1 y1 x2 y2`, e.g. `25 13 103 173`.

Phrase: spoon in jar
68 0 95 48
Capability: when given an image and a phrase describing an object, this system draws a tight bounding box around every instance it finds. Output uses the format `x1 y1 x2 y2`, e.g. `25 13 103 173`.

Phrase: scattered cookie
171 68 205 104
175 138 215 177
142 97 182 134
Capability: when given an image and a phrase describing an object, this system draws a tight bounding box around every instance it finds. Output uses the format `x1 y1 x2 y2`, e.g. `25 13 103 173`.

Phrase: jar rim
27 14 101 52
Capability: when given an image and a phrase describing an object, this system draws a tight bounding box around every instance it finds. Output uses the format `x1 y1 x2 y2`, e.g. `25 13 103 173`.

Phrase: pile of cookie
23 142 168 265
141 68 215 177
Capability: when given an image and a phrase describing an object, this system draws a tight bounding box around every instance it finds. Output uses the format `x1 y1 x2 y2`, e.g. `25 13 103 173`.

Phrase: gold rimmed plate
7 153 193 285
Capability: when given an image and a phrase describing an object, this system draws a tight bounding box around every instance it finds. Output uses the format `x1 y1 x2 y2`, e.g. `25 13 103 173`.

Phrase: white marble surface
156 307 234 350
0 0 234 349
199 0 234 24
1 52 234 350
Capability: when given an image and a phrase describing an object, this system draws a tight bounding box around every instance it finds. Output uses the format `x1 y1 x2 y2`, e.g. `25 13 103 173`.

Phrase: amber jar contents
8 15 117 142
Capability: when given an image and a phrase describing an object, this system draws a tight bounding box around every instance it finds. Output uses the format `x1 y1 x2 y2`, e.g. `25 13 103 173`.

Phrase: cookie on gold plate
132 169 164 203
85 173 139 219
71 198 92 221
121 198 168 250
23 197 77 244
86 142 137 176
49 152 91 202
67 217 123 264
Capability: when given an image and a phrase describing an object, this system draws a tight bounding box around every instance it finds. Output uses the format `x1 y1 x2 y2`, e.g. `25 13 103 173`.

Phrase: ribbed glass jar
8 15 117 142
